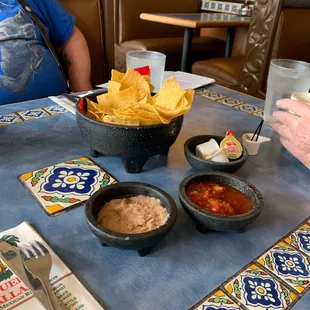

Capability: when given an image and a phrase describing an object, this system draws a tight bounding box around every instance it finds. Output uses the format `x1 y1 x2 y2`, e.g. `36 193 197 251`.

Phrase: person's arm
59 26 92 92
272 99 310 168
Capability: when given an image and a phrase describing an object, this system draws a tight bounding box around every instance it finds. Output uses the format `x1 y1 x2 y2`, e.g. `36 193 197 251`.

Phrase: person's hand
272 99 310 169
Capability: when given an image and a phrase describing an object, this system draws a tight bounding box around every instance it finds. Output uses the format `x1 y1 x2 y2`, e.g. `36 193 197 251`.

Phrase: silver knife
0 241 52 310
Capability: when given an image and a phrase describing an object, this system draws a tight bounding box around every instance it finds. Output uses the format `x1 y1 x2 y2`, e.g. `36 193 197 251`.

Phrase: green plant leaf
0 235 20 247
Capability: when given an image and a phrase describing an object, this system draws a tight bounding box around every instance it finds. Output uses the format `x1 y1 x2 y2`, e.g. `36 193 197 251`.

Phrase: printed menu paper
0 222 103 310
162 71 215 89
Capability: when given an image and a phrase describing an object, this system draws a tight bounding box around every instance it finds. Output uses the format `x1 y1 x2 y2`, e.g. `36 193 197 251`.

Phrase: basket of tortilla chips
76 67 194 173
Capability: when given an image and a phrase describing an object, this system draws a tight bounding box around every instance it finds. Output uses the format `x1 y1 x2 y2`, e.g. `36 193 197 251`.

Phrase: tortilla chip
115 103 161 125
87 110 100 121
143 75 155 93
108 81 121 93
111 70 124 83
86 69 194 126
160 77 181 91
97 87 139 115
120 68 151 101
102 115 140 126
154 88 186 110
185 89 195 106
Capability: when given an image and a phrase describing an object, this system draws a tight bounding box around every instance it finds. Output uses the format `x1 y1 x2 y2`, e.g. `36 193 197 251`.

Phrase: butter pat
196 139 219 159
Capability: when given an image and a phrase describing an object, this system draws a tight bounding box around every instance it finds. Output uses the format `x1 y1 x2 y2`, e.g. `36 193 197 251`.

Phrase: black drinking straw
251 119 264 141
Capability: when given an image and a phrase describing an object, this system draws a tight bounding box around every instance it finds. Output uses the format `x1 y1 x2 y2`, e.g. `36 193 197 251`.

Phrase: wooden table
140 13 251 72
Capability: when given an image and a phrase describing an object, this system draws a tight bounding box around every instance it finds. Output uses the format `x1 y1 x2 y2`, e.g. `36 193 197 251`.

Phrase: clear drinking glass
126 51 166 92
264 59 310 124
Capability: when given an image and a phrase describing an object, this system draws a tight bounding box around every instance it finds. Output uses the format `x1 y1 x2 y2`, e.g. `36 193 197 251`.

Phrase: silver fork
19 241 68 310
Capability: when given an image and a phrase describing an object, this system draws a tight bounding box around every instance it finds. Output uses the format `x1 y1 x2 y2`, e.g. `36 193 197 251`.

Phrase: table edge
140 13 197 28
140 13 251 29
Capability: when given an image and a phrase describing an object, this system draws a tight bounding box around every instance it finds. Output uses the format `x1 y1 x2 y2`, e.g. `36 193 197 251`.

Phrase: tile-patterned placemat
201 0 254 15
196 88 264 118
0 105 67 127
190 217 310 310
19 157 118 217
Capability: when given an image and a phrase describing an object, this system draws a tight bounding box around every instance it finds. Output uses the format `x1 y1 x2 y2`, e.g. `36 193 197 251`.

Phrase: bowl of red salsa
179 172 263 233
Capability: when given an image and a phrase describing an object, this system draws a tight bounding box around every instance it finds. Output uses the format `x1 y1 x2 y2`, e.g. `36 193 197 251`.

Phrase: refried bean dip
97 195 169 234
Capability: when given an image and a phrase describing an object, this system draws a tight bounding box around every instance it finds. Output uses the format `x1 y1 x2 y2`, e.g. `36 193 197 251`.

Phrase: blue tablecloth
0 91 309 310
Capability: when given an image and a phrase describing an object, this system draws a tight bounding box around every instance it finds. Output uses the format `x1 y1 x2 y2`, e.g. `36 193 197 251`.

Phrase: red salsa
186 182 252 216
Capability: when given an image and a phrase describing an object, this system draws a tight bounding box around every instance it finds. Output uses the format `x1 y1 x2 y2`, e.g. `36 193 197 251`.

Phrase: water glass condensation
126 51 166 92
264 59 310 124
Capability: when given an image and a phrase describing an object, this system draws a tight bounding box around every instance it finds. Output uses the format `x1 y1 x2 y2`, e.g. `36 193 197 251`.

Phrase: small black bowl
184 135 248 173
76 93 183 173
85 182 177 256
179 172 263 233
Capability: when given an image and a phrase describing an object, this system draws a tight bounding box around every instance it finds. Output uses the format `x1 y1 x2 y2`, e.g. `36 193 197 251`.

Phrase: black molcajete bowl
76 93 183 173
184 135 248 174
179 172 263 233
85 182 177 256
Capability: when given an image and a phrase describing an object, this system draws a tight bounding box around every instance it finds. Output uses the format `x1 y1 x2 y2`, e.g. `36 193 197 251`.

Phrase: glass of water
264 59 310 124
126 51 166 93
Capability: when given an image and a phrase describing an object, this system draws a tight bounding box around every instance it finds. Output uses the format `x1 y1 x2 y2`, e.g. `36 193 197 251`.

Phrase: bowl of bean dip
85 182 177 256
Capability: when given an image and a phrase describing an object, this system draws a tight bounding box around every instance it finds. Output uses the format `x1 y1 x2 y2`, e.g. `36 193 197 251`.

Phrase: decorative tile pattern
224 3 231 13
225 264 297 309
203 1 210 10
196 89 264 118
191 289 242 310
257 241 310 294
196 89 228 101
234 103 261 114
43 105 68 115
201 1 253 15
251 110 264 118
0 113 23 126
19 157 117 216
285 223 310 257
0 105 67 127
216 97 243 107
231 4 239 14
17 108 51 120
191 217 310 310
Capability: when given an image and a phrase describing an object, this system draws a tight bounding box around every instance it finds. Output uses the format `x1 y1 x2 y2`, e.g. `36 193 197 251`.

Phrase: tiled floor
19 157 117 216
191 217 310 310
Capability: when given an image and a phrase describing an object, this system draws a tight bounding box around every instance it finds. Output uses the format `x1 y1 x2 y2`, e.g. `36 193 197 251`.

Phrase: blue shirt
0 0 76 105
